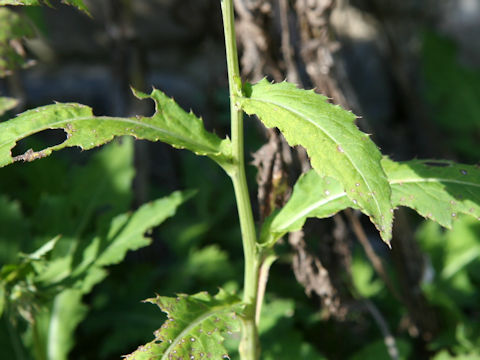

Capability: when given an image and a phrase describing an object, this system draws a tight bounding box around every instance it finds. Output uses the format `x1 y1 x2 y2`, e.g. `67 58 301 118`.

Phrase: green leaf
351 250 383 298
383 158 480 229
417 217 480 307
239 79 392 241
24 235 59 260
0 97 18 115
0 0 41 4
47 289 88 360
422 32 480 160
38 190 196 290
0 7 36 77
64 136 135 234
0 194 30 265
261 158 480 246
0 0 90 15
44 190 195 360
93 189 196 268
259 171 355 247
433 350 480 360
259 298 327 360
0 282 5 317
349 339 411 360
125 289 242 360
0 7 35 40
0 88 232 170
1 189 194 360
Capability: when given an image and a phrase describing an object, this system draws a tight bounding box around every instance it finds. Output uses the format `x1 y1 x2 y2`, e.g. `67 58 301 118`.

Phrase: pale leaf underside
239 79 392 241
261 158 480 247
124 290 242 360
0 88 232 169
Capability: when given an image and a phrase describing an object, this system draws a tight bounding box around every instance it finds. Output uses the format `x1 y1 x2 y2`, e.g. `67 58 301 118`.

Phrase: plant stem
221 1 260 359
32 319 47 360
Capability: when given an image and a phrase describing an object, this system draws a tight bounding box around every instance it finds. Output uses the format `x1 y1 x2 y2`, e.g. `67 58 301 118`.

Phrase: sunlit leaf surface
262 158 480 246
239 79 392 241
0 88 232 169
383 158 480 228
125 290 242 360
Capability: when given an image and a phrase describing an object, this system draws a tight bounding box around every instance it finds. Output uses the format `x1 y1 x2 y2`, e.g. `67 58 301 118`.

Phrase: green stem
32 319 47 360
220 1 260 359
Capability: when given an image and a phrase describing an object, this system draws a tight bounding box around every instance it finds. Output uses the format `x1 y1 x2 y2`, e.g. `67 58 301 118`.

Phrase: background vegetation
0 0 479 359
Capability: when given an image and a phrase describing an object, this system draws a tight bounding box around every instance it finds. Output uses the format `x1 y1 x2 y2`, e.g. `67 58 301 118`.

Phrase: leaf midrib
0 116 223 156
275 192 346 232
162 302 239 360
241 95 384 217
390 177 480 188
271 176 480 233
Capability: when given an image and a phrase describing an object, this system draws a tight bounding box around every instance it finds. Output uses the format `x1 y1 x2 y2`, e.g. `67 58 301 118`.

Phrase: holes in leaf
423 161 450 167
11 128 68 157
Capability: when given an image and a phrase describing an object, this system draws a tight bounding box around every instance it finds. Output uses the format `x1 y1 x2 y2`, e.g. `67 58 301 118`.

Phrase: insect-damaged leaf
0 88 232 170
383 158 480 229
261 158 480 247
239 79 392 241
2 189 194 360
124 289 242 360
45 190 195 360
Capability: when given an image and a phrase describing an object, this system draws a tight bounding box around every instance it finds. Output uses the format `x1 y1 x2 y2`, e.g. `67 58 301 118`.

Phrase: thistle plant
0 1 479 359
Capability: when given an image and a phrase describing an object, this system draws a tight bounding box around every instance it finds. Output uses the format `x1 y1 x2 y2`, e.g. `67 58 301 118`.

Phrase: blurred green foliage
0 139 193 359
418 216 480 359
0 7 35 77
422 31 480 161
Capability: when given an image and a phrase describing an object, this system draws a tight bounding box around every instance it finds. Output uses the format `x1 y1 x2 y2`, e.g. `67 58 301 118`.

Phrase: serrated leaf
0 88 232 170
262 158 480 246
0 0 90 14
383 158 480 228
239 79 392 241
0 97 18 115
125 289 242 360
93 189 196 268
38 190 195 290
32 190 194 360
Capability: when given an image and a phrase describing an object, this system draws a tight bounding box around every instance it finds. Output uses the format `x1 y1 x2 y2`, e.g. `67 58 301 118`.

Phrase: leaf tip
130 87 148 99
